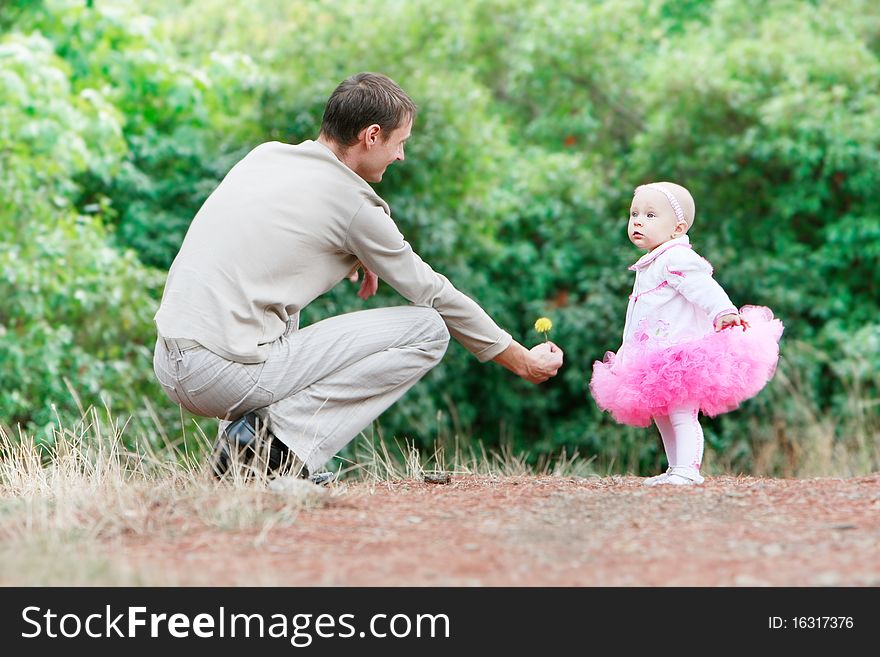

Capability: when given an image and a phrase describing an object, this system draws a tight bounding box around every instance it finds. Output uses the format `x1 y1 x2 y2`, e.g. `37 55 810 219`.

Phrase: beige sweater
155 140 512 364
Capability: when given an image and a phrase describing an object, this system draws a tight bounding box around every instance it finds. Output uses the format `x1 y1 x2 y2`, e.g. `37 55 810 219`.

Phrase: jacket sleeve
662 248 738 324
344 202 512 361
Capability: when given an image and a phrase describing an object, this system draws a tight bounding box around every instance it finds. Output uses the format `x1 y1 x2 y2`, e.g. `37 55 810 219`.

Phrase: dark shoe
211 412 309 481
210 413 257 479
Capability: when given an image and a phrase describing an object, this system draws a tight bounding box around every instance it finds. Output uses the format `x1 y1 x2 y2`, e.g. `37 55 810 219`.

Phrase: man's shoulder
244 140 391 215
248 140 315 156
244 140 355 179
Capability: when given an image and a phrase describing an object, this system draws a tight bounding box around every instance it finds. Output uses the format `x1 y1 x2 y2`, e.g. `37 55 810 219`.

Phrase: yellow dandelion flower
534 317 552 342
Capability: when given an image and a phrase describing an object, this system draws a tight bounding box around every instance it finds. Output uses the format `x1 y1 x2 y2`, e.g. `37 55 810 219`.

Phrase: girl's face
628 188 686 251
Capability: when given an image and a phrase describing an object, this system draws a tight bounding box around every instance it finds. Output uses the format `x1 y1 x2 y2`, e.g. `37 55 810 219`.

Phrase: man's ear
359 123 382 148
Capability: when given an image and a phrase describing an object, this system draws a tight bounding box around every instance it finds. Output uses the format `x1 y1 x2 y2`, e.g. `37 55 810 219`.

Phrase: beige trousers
154 306 450 472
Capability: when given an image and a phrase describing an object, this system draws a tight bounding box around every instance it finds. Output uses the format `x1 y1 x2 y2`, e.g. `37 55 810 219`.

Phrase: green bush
2 0 877 474
0 30 164 439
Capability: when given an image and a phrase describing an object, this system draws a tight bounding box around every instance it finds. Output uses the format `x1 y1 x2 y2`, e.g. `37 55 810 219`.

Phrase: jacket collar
628 235 692 271
302 139 391 214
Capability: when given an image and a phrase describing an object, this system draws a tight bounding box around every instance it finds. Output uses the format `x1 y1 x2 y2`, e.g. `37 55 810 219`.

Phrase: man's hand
347 263 379 300
493 340 564 384
523 341 564 383
714 312 749 332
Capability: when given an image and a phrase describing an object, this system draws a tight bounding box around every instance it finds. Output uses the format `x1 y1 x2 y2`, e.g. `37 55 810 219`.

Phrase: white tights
654 404 704 471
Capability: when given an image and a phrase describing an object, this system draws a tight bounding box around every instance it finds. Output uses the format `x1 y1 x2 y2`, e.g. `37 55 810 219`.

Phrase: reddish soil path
119 474 880 586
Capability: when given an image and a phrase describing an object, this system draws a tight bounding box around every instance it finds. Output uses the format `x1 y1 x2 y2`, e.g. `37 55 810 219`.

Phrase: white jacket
617 236 737 364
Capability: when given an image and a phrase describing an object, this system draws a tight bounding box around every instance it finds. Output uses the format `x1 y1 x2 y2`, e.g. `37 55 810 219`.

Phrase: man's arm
346 203 564 382
345 204 513 361
493 340 564 384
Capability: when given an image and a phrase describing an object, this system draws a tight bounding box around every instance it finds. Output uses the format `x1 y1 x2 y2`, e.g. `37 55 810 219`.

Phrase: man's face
359 117 412 183
628 188 683 251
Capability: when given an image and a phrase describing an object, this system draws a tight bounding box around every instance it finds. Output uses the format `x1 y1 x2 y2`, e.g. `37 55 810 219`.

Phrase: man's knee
413 307 450 357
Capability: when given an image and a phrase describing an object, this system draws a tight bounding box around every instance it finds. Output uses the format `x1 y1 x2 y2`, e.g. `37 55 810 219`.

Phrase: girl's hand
714 313 749 332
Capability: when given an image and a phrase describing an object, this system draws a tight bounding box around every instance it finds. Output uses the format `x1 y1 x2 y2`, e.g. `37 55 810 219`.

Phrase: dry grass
0 405 601 584
335 431 599 483
746 347 880 478
0 408 329 585
1 375 876 585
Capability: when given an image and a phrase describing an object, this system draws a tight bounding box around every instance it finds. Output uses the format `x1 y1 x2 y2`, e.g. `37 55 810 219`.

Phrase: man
153 72 563 482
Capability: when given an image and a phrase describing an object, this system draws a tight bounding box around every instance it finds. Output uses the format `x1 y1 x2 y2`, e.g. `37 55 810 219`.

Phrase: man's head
318 72 416 182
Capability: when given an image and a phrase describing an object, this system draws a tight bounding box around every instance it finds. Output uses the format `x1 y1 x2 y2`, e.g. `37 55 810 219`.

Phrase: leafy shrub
2 0 876 474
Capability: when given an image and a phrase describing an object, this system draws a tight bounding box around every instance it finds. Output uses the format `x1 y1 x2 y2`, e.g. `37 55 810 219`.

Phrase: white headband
638 184 686 225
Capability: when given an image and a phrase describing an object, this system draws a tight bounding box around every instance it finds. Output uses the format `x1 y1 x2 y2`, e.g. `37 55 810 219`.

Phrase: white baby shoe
654 465 704 486
642 469 672 486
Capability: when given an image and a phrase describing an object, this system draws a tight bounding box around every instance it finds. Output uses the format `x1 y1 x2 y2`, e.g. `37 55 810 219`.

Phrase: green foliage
3 0 878 474
0 29 164 437
11 0 266 268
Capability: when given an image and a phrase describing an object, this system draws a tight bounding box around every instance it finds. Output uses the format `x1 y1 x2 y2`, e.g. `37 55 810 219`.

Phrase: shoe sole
308 472 336 486
654 474 704 485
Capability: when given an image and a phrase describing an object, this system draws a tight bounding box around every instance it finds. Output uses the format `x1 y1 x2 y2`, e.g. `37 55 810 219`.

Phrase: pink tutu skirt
590 306 783 427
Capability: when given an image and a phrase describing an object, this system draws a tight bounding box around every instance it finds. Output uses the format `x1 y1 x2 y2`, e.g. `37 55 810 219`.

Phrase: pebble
267 476 327 499
761 544 784 557
813 571 842 586
424 473 451 485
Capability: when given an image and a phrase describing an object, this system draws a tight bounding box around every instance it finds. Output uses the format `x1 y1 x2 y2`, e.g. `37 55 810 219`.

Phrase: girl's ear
674 220 688 237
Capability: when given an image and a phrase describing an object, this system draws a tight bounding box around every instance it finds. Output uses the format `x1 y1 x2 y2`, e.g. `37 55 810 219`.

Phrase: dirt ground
109 472 880 586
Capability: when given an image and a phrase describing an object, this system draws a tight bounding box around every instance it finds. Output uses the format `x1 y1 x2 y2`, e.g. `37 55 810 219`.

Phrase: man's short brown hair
320 72 417 147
